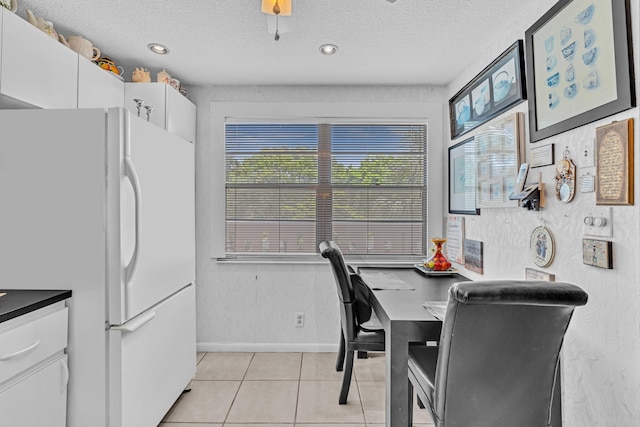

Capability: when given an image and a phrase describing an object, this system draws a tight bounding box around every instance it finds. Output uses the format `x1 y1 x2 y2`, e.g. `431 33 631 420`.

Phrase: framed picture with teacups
449 40 527 140
525 0 636 143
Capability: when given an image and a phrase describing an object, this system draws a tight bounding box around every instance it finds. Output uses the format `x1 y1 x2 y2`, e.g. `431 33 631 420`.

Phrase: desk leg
385 322 411 427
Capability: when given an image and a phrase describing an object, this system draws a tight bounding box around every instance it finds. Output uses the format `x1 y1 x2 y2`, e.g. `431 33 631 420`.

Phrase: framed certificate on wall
595 118 634 205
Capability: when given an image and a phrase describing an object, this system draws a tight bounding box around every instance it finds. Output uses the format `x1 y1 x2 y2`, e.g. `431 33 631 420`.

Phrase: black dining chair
407 280 588 427
320 240 385 404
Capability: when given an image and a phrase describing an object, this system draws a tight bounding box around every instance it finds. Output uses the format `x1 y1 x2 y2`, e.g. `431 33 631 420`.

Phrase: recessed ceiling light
319 44 338 55
148 43 170 55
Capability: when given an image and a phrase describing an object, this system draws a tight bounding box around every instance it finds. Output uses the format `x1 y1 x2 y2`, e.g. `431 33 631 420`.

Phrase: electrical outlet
295 312 305 328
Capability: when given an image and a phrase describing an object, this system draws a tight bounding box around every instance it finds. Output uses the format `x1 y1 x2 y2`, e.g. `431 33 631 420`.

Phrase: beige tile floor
159 352 434 427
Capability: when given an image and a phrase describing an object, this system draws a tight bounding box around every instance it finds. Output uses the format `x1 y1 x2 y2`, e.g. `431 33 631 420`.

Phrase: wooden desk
357 267 468 427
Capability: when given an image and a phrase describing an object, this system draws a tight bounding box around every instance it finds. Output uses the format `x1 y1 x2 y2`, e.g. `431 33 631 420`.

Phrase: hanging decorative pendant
530 225 555 267
555 146 576 203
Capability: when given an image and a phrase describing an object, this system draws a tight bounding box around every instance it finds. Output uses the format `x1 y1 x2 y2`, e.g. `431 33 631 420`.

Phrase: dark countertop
0 289 72 324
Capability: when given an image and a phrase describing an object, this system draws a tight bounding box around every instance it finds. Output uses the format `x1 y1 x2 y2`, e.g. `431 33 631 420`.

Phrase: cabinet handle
61 357 70 392
0 340 40 361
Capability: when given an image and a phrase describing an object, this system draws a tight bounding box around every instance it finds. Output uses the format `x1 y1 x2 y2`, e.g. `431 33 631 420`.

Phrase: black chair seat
408 346 438 413
354 328 385 347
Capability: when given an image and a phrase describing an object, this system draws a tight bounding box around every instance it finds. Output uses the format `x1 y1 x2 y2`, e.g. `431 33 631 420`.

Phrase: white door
0 354 69 427
109 109 195 324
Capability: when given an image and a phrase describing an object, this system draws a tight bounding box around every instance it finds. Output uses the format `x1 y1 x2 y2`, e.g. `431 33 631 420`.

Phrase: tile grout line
293 352 304 424
221 351 255 425
354 364 368 427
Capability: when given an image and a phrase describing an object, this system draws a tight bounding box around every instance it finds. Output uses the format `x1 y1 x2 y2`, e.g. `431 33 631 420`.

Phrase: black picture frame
448 137 480 215
449 40 527 140
525 0 636 143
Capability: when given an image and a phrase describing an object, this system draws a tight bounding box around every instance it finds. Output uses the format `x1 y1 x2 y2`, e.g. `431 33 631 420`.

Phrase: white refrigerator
0 107 196 427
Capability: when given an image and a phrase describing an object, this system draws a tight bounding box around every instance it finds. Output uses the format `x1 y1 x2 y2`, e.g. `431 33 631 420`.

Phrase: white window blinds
225 122 427 256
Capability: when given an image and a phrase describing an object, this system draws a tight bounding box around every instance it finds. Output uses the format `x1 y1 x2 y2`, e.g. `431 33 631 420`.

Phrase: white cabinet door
0 354 68 427
0 9 78 108
124 82 166 128
124 82 196 142
77 57 124 108
165 84 196 142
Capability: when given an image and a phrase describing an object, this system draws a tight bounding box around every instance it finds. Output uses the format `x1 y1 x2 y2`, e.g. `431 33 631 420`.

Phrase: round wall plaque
530 225 555 267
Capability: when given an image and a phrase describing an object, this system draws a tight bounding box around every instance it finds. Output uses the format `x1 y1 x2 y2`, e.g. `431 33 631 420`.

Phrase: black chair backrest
434 280 588 427
319 241 358 341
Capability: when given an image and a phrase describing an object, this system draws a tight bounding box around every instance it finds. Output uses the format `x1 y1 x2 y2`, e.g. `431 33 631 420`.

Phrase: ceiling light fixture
261 0 292 41
148 43 169 55
319 44 338 55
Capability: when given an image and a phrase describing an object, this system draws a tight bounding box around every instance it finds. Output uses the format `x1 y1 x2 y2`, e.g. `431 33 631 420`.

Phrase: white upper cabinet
125 82 196 142
77 57 124 108
0 9 196 128
0 9 78 109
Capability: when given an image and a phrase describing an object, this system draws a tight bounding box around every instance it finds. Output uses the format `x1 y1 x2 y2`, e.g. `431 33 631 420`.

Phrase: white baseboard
197 342 339 353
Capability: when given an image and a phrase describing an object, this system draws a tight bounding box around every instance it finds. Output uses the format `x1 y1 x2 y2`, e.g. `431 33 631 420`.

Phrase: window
225 121 427 257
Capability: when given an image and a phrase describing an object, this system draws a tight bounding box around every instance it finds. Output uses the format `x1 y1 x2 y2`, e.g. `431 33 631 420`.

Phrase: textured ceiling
15 0 531 87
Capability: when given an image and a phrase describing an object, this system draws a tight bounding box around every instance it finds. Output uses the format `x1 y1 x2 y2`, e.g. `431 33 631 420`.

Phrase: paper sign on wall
446 216 465 264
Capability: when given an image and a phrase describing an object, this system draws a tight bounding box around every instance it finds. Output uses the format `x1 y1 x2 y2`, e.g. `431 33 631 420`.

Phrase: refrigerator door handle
111 310 156 333
124 155 141 285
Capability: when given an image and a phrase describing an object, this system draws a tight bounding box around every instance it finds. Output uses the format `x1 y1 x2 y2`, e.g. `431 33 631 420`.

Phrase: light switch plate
583 206 612 237
580 138 595 167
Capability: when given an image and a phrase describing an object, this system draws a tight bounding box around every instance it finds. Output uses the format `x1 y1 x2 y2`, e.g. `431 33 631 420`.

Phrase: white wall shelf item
125 82 196 142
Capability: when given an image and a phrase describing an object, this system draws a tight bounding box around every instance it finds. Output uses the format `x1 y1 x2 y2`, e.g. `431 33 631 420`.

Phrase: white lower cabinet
0 354 68 427
0 303 69 427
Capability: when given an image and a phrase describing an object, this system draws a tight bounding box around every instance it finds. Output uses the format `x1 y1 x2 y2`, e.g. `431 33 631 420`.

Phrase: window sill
215 254 424 266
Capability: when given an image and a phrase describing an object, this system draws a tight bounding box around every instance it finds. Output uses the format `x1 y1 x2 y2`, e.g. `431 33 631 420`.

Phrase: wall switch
580 138 595 167
583 206 612 237
295 312 305 328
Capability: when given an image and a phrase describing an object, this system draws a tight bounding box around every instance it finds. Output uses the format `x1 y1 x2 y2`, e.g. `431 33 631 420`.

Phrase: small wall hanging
555 146 576 203
530 224 555 267
582 238 613 269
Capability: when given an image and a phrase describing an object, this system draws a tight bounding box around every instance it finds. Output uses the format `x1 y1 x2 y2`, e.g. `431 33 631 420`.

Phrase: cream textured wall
189 86 447 352
444 1 640 426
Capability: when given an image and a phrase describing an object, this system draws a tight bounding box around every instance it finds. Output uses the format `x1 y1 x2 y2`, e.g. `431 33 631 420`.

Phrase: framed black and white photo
449 40 527 139
525 0 636 142
448 137 479 215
